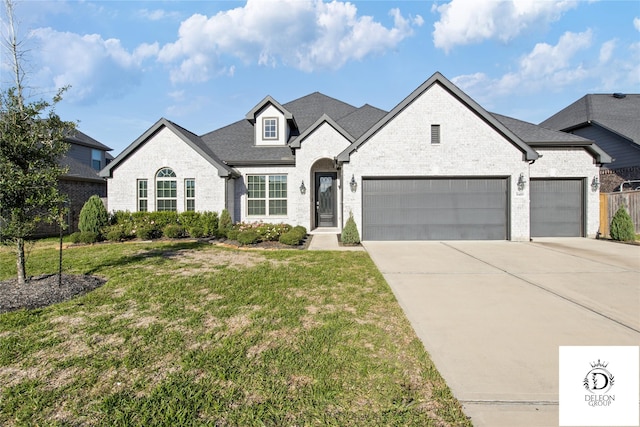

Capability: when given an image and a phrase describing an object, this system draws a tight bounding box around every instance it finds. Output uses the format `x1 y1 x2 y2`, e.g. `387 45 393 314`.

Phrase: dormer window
263 117 278 140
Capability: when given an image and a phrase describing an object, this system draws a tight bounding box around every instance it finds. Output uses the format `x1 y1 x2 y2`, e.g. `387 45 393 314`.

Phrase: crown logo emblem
590 359 608 369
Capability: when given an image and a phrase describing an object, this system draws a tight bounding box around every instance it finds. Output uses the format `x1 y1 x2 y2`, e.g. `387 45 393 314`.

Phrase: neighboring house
540 93 640 192
37 129 112 235
101 72 611 241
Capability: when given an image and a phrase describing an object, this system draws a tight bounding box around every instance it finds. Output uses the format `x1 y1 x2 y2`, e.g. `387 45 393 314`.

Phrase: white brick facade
341 83 531 240
106 127 227 213
103 73 606 240
531 148 601 237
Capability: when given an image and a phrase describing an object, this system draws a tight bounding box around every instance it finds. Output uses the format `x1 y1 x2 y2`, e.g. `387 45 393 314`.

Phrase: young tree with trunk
0 0 75 285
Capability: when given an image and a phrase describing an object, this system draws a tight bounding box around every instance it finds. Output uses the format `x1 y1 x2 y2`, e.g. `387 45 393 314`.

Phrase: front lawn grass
0 241 470 426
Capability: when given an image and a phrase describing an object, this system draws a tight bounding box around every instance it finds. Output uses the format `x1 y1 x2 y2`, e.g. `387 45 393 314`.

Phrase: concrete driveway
364 238 640 427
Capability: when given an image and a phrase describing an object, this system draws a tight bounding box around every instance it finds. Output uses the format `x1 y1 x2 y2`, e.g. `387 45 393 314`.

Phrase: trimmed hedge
70 231 100 244
237 230 260 245
279 226 307 246
108 210 220 239
163 224 185 239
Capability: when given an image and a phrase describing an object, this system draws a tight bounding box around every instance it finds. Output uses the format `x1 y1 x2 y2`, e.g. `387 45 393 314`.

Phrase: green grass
0 241 471 426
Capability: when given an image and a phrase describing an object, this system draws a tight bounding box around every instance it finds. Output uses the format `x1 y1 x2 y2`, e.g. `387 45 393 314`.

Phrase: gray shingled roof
492 113 592 144
336 104 388 140
60 156 105 183
540 94 640 144
65 129 112 151
201 92 385 165
493 113 612 164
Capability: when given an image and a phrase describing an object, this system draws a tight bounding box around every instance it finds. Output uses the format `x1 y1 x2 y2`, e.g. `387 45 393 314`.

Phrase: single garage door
530 179 584 237
362 178 508 240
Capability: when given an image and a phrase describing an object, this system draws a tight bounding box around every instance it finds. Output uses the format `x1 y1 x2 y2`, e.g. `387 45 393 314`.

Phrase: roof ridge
585 94 594 122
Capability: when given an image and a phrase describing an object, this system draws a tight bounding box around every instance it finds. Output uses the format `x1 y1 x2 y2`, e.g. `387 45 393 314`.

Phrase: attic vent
612 93 626 99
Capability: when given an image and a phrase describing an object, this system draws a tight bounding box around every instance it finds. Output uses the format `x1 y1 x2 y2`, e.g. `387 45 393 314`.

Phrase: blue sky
2 0 639 155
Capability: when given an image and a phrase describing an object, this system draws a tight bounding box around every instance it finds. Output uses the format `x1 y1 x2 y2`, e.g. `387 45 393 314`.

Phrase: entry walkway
307 229 364 251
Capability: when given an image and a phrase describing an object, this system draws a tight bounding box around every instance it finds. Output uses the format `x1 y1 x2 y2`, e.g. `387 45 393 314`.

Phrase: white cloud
634 17 640 31
453 28 639 108
433 0 579 52
158 0 422 83
599 39 616 64
29 28 158 103
453 30 592 100
138 9 181 21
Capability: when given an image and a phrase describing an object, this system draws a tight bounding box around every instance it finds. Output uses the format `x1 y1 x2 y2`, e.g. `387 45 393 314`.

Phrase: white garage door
362 178 509 240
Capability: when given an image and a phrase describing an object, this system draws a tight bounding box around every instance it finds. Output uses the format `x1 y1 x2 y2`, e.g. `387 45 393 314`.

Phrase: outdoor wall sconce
349 175 357 192
591 176 600 192
517 173 526 191
299 180 306 195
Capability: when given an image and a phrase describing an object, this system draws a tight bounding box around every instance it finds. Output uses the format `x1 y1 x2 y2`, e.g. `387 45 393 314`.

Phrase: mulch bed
0 274 106 314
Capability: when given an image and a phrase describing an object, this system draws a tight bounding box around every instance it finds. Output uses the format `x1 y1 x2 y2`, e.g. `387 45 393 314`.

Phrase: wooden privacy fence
599 191 640 237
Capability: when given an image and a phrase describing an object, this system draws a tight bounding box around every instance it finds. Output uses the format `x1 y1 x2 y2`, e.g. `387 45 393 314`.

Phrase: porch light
591 176 600 192
350 175 357 192
517 173 526 191
299 180 306 195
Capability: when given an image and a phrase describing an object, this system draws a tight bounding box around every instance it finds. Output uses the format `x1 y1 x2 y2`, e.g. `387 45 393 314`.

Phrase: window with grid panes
156 168 177 211
263 118 278 140
137 179 148 212
247 175 287 216
185 179 195 211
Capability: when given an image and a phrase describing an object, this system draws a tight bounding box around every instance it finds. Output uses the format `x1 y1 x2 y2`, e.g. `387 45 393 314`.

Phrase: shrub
69 232 82 244
188 226 205 238
78 231 100 244
109 210 132 226
199 211 218 237
163 224 185 239
105 226 126 242
137 225 161 240
79 195 108 234
237 230 260 245
341 212 360 245
148 211 178 229
226 228 240 241
279 230 303 246
255 223 291 241
292 225 307 236
219 209 232 237
610 206 635 241
178 211 200 229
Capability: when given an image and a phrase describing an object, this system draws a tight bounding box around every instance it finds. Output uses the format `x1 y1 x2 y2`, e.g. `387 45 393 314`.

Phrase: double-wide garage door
362 178 508 240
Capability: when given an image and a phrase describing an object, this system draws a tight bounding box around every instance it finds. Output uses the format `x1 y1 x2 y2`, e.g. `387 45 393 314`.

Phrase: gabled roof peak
245 95 294 123
337 71 539 162
100 117 238 178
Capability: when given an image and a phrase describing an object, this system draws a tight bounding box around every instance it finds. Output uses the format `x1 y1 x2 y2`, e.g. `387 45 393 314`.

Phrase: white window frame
137 179 148 212
156 167 177 212
185 179 195 211
263 117 278 140
247 174 287 216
